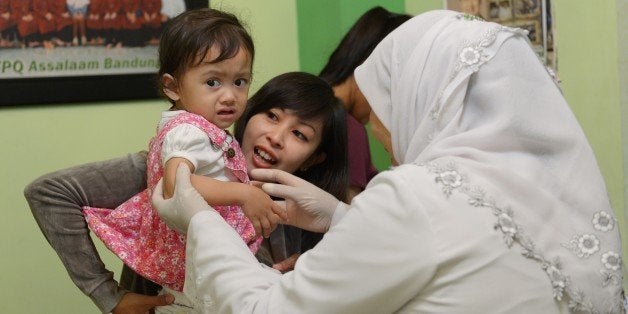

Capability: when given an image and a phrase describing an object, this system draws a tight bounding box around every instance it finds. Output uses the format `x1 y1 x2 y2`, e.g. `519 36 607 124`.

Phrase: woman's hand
152 164 213 233
112 292 174 314
250 168 345 233
272 253 301 273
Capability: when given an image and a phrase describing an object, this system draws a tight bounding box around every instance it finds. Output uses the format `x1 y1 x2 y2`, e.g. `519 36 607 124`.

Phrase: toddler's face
165 46 252 129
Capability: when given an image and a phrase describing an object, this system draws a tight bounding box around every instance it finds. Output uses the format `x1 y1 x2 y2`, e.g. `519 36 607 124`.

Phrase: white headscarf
355 10 623 312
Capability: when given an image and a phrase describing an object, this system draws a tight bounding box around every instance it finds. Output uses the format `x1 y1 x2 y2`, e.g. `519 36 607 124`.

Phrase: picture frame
0 0 208 106
444 0 554 70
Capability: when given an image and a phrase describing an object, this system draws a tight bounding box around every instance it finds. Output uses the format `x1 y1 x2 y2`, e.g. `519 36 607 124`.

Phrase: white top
182 10 623 313
355 10 622 312
160 110 233 182
186 164 567 313
66 0 89 7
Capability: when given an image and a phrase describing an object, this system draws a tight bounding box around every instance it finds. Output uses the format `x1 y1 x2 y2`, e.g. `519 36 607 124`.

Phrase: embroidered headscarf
355 10 623 312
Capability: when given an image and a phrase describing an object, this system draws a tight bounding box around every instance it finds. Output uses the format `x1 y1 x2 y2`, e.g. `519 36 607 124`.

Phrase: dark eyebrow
276 108 318 134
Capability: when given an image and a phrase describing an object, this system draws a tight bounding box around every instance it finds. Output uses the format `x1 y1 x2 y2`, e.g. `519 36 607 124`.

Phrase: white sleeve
187 169 439 313
161 124 221 170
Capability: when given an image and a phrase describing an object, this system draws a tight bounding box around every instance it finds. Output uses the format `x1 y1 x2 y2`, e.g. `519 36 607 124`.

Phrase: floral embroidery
435 169 463 196
429 25 525 120
459 47 481 66
456 13 485 21
601 251 621 271
592 211 614 232
421 161 615 313
495 210 517 247
562 234 600 258
541 259 567 300
600 269 622 287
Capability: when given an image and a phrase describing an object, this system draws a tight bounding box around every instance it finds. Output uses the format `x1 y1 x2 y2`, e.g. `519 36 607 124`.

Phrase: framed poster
0 0 207 106
444 0 555 71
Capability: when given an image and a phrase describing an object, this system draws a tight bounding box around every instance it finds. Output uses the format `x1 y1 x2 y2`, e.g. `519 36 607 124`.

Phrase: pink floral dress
84 112 261 292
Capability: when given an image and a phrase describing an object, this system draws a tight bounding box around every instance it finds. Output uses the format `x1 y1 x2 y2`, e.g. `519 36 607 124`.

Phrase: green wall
1 1 625 313
551 0 626 284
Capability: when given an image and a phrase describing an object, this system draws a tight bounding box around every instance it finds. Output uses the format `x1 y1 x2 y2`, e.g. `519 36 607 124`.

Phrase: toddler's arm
163 157 287 237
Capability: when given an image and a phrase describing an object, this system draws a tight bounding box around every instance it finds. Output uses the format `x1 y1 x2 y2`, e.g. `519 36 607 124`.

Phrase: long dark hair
319 6 411 86
234 72 348 203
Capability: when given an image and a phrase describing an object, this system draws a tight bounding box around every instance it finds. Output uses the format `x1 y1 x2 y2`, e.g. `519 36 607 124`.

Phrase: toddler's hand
240 186 287 238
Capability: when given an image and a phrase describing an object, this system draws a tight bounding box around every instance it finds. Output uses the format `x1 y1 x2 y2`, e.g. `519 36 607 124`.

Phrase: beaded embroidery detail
419 161 623 313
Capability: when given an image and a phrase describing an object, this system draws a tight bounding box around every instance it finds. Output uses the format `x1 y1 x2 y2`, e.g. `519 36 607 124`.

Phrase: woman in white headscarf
152 10 624 313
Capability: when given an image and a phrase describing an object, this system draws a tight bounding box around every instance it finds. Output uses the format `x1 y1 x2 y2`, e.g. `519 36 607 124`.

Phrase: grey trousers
24 152 305 313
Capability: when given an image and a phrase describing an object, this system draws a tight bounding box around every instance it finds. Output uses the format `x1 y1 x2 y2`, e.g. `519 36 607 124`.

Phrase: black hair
319 6 411 86
157 8 254 101
234 72 348 203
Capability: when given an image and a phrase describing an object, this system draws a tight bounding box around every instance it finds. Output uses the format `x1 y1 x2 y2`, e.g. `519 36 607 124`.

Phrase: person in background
33 0 56 49
154 10 624 313
102 0 121 48
50 0 73 46
140 0 161 45
319 6 411 202
10 0 39 47
119 0 142 46
86 0 105 45
0 0 16 47
66 0 88 45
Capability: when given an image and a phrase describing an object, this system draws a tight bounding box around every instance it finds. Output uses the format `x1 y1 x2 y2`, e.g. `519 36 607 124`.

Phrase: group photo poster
445 0 556 73
0 0 208 106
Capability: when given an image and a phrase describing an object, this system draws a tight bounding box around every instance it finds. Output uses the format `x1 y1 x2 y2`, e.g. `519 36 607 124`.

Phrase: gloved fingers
271 200 290 224
174 163 194 193
261 182 304 201
153 178 165 203
250 168 309 187
270 199 288 221
151 177 185 234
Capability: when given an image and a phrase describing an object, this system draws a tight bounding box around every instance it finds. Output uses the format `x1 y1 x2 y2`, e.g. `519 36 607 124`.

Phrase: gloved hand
152 164 213 233
250 168 348 233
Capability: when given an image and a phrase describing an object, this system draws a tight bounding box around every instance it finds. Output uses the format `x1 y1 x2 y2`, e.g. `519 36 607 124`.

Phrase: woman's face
240 108 325 174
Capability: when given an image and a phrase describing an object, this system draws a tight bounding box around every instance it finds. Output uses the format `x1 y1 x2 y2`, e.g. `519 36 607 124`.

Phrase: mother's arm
23 152 169 313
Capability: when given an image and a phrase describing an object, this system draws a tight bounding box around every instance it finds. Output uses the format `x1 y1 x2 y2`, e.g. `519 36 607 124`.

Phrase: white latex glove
250 168 348 233
151 164 212 233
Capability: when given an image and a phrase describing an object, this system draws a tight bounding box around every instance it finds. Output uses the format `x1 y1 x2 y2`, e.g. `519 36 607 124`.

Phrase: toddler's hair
157 8 254 101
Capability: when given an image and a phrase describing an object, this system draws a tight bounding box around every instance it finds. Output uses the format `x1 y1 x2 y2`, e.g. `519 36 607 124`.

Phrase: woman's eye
234 78 249 88
266 111 278 121
207 80 221 87
293 130 308 141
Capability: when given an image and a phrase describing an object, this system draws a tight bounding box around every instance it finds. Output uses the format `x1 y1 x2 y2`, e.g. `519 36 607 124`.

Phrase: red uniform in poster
120 0 141 31
0 0 15 47
33 0 56 40
50 0 72 32
141 0 161 28
102 0 122 30
10 0 38 39
0 0 15 33
86 0 105 31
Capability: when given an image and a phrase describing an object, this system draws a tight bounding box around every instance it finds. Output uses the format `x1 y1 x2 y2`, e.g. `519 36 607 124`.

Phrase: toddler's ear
161 74 180 102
